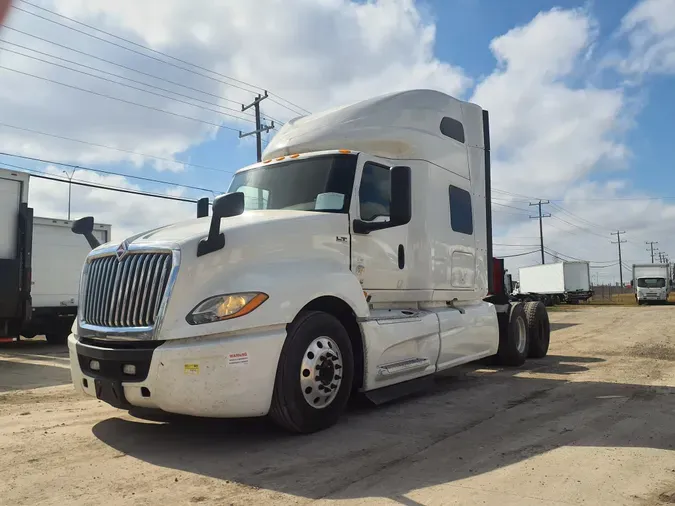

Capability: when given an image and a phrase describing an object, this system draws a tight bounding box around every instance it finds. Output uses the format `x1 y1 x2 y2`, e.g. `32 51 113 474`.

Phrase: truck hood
93 210 345 251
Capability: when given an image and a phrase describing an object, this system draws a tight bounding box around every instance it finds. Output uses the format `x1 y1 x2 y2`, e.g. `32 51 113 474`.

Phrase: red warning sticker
228 352 249 366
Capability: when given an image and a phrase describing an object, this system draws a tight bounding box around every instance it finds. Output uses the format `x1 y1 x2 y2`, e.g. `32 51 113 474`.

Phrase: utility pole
62 169 76 220
529 200 551 264
646 241 658 263
239 91 275 162
611 231 627 286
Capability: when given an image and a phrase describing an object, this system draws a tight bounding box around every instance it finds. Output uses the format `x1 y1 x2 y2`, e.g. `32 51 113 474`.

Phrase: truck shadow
0 339 71 391
91 353 675 502
550 322 579 331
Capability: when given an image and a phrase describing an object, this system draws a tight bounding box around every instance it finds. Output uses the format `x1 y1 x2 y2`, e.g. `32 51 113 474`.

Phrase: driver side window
359 162 391 221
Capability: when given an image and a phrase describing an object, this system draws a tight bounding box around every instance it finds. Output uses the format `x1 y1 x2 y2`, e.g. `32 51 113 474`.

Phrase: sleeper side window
359 163 391 221
449 185 473 234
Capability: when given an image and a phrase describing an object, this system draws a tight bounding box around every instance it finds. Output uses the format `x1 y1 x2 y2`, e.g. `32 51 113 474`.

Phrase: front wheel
269 311 354 434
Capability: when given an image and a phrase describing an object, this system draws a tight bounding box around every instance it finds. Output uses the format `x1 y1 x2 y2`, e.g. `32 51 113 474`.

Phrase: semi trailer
633 263 671 305
0 167 111 344
68 89 551 433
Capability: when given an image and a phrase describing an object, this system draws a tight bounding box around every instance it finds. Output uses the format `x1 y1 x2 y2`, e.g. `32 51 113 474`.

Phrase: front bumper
637 292 668 302
68 327 287 418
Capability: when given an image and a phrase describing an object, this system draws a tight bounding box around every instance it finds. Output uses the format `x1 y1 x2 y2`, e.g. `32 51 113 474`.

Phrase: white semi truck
632 263 671 305
68 90 551 433
0 167 111 343
515 262 593 305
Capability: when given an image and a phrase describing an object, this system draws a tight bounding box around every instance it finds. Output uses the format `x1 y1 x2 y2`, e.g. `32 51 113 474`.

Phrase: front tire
496 303 529 366
270 311 354 434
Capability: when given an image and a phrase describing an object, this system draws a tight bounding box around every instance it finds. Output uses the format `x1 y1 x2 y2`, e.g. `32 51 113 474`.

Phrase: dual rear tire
496 301 550 366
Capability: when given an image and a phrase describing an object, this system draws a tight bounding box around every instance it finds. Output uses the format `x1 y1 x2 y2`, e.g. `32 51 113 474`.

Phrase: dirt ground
1 307 675 506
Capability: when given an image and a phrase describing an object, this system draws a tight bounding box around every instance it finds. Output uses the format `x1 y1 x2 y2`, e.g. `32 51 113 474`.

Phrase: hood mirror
197 192 245 257
71 216 101 250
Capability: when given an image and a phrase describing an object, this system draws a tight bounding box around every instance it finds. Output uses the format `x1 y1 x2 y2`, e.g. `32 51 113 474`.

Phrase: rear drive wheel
270 311 354 434
524 301 550 358
496 303 529 366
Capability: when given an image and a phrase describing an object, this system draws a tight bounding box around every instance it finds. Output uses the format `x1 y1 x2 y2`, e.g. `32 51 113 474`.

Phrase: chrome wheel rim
515 316 527 354
300 336 343 409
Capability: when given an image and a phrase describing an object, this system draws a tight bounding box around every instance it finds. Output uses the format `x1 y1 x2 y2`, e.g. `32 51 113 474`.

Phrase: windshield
637 278 666 288
228 154 357 213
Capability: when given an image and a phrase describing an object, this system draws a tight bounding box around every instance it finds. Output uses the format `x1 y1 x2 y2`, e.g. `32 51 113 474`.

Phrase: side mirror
353 166 411 234
197 197 209 218
71 216 101 250
197 192 245 257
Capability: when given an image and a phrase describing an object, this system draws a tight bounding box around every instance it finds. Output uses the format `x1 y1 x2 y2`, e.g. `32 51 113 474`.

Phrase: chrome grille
82 252 172 328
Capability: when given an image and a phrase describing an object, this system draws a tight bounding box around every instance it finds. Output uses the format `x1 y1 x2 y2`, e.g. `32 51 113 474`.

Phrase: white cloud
471 8 627 196
0 0 469 170
617 0 675 76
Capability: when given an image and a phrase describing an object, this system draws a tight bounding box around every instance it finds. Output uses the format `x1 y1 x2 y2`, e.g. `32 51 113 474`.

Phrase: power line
0 26 283 122
496 250 541 258
549 215 607 239
0 122 237 175
0 151 221 194
1 161 199 204
13 1 310 116
547 202 608 232
0 39 258 120
492 202 531 213
0 64 241 132
493 243 541 247
0 44 256 124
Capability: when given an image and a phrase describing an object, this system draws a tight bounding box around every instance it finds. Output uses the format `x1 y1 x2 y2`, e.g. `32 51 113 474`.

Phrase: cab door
349 154 409 291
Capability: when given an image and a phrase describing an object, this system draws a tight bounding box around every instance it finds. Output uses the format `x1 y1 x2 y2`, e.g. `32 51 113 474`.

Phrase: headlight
186 292 268 325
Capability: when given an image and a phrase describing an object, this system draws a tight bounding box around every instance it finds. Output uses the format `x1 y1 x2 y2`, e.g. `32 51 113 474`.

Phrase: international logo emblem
116 240 130 262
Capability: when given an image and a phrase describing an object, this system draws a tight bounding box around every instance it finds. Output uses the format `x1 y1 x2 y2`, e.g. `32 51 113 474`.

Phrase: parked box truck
22 217 111 343
632 263 671 305
516 261 592 304
68 89 552 433
0 167 111 343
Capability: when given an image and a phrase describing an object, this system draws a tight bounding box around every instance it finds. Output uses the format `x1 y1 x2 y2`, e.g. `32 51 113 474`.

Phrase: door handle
398 244 405 269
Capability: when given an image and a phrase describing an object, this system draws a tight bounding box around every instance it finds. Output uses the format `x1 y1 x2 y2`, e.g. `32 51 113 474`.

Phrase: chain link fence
588 284 635 304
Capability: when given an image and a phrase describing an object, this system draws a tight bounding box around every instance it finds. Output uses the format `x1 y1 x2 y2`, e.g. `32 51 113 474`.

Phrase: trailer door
0 171 31 329
0 177 21 260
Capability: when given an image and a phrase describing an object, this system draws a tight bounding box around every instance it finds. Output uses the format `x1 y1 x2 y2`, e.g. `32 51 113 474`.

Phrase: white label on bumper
228 352 249 367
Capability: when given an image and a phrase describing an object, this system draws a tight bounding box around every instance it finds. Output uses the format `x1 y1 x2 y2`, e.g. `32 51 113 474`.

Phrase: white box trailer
0 167 112 343
517 261 592 304
0 167 32 338
632 263 671 305
22 217 111 343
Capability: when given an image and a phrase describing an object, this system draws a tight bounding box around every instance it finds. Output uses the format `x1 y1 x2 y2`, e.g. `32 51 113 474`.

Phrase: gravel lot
1 306 674 506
